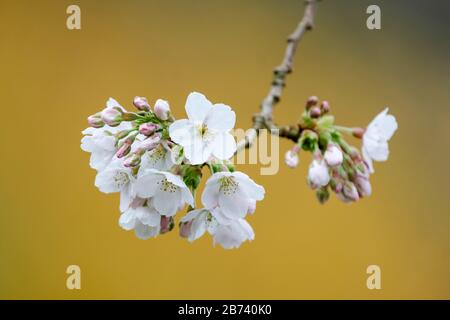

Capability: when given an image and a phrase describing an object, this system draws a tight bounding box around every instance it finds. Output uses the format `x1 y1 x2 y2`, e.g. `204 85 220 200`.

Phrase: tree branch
236 0 319 152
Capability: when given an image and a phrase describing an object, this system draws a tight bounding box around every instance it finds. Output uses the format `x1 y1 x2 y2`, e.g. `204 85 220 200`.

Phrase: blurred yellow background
0 0 449 299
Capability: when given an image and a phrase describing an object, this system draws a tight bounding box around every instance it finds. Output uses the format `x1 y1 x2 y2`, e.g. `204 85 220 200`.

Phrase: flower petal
364 136 389 161
119 186 133 212
136 206 161 226
204 104 236 132
218 187 249 219
201 177 221 209
185 92 213 123
119 210 136 230
134 174 161 198
169 119 195 146
153 189 181 216
233 172 265 201
212 132 237 160
134 222 159 240
370 108 398 140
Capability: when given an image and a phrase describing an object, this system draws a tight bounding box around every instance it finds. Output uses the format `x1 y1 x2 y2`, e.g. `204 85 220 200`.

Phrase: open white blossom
212 219 254 249
362 108 398 173
169 92 237 165
179 208 254 249
94 159 135 212
119 198 161 239
138 142 174 172
134 169 194 216
201 171 265 220
179 209 213 242
81 121 131 171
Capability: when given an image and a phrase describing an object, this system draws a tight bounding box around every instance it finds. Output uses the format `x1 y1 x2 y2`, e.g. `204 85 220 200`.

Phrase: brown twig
236 0 318 152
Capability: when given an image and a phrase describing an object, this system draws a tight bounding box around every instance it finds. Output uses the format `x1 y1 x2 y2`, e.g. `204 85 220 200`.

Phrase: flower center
197 124 208 137
219 176 239 195
113 171 129 188
157 178 178 193
149 145 165 164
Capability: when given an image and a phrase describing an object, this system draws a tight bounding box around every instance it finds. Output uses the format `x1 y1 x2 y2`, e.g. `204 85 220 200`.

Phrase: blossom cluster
81 92 264 249
284 96 398 204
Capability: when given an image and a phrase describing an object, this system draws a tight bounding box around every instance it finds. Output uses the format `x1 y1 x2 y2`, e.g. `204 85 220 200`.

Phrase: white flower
134 169 194 216
201 171 265 220
138 142 174 171
169 92 237 165
212 219 254 249
179 208 254 249
362 108 398 173
308 159 330 188
81 100 131 171
179 209 213 242
81 122 132 170
119 198 161 240
324 143 343 167
94 159 135 212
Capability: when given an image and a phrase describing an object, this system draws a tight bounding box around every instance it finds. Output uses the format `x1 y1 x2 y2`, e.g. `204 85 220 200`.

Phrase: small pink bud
87 114 104 128
179 220 193 238
306 96 319 109
352 127 365 139
324 144 343 167
139 135 161 151
354 176 372 197
343 182 359 201
310 106 321 118
154 99 170 121
133 96 150 111
123 153 142 167
160 216 174 234
139 123 159 136
116 143 131 158
116 134 136 158
321 100 330 113
101 108 123 127
284 150 299 168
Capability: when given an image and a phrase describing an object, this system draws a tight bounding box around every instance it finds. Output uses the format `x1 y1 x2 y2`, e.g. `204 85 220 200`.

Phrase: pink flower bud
308 159 330 189
352 127 365 139
101 108 123 127
116 134 136 158
179 220 193 238
160 216 174 234
116 143 131 158
310 106 321 118
306 96 319 109
87 114 104 128
154 99 170 120
324 144 343 167
354 176 372 197
284 149 299 168
139 123 159 136
343 182 359 201
321 100 330 113
133 96 150 111
139 135 161 151
123 153 142 167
